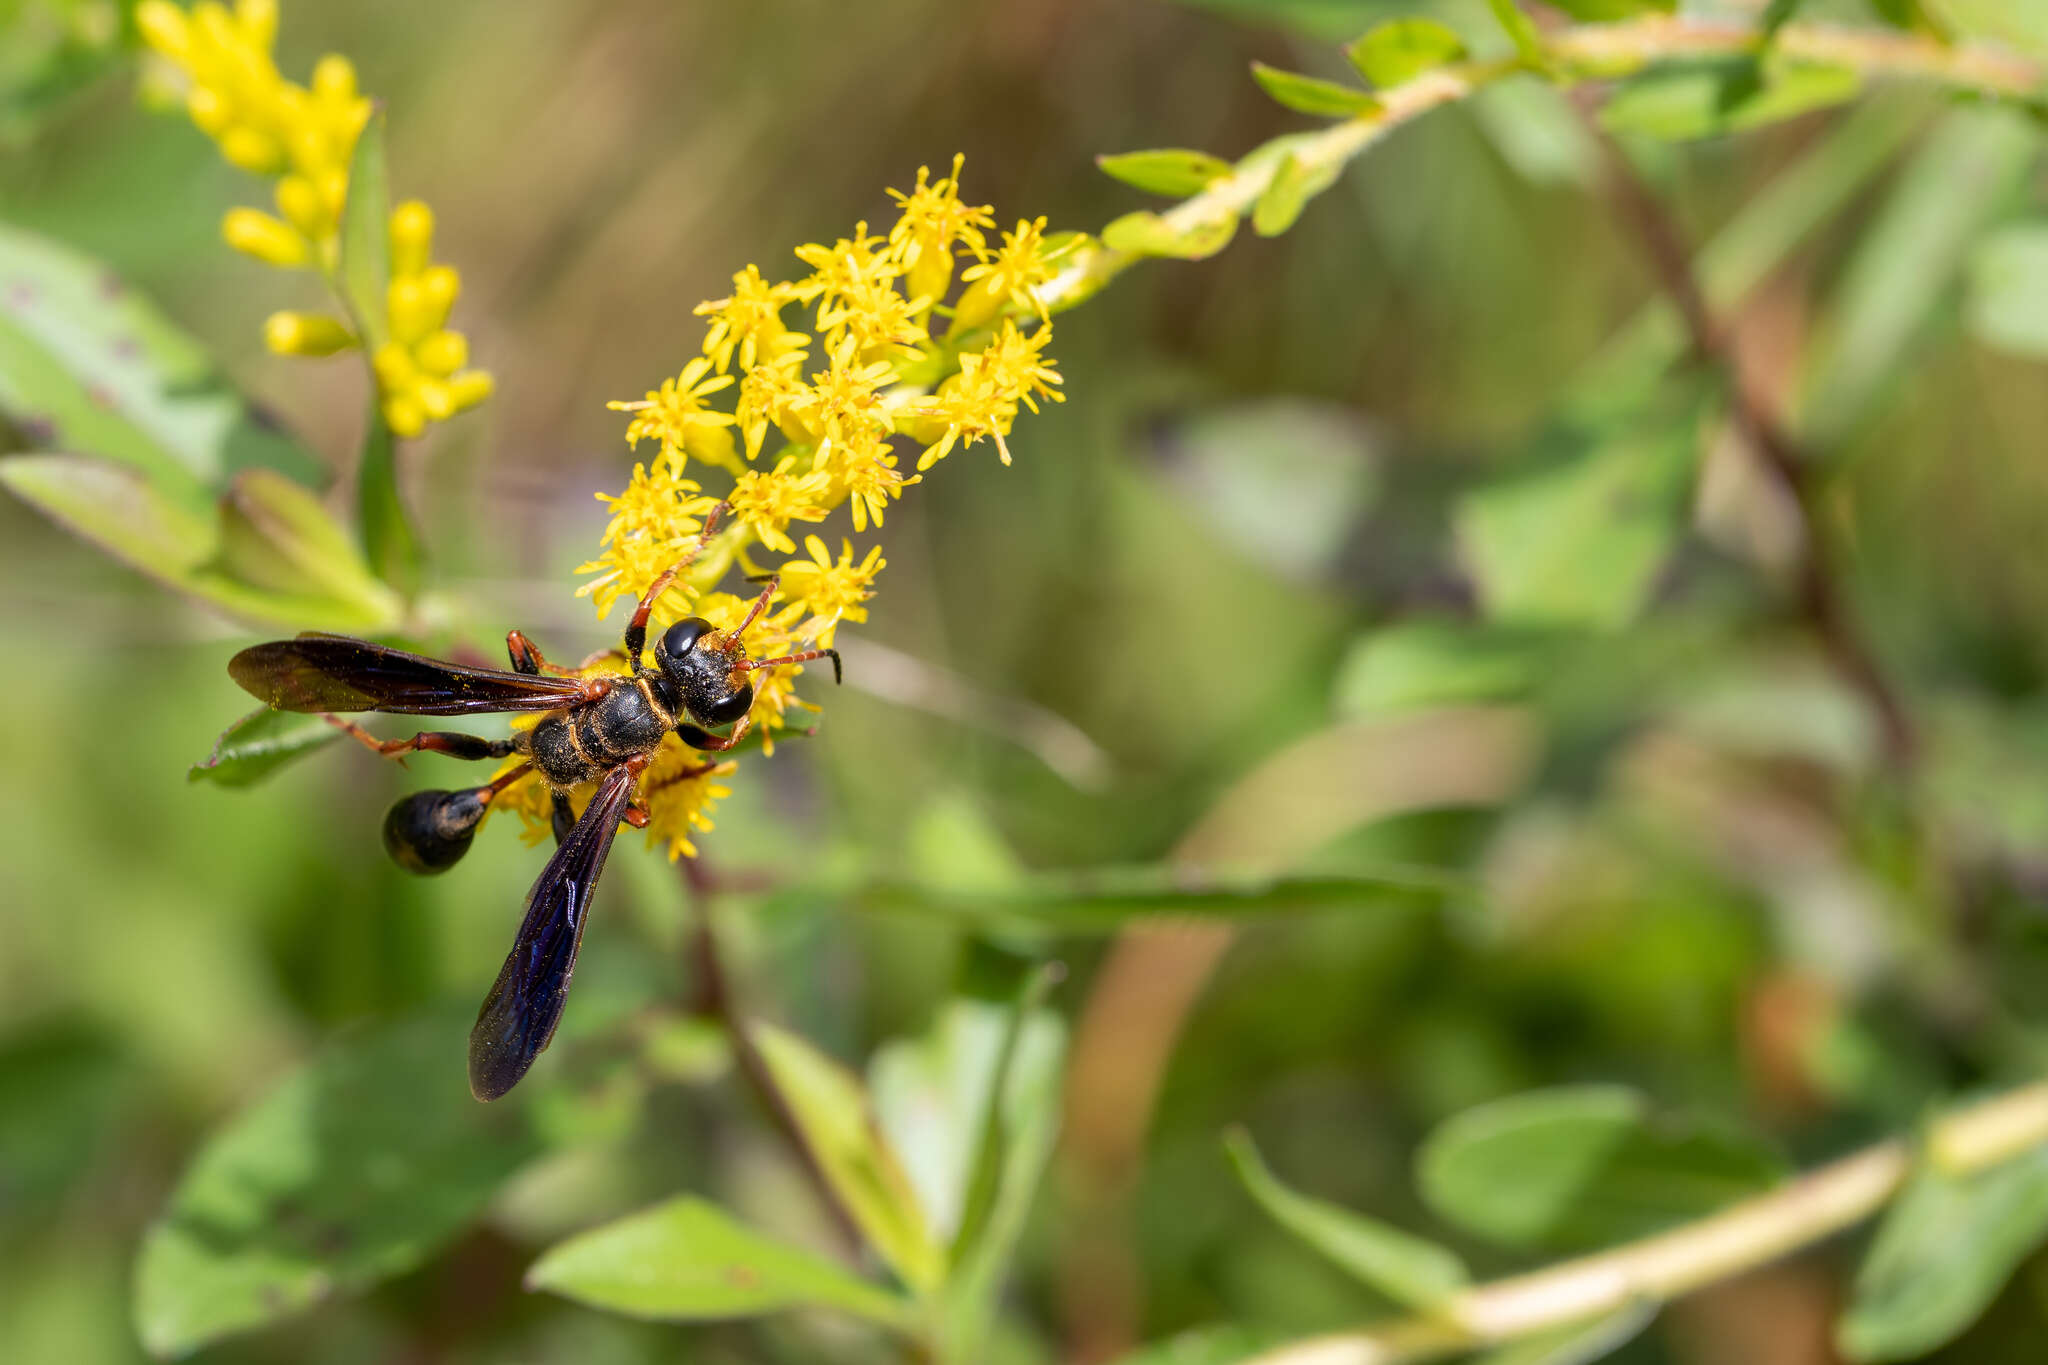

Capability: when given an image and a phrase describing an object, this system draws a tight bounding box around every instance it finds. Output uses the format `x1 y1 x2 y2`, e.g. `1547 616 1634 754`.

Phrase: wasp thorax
653 615 756 729
384 787 490 874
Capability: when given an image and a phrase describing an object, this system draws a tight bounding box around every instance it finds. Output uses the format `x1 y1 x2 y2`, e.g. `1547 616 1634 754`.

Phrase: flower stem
1246 1079 2048 1365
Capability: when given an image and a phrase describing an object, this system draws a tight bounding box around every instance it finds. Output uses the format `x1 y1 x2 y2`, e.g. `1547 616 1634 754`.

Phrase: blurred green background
9 1 2048 1362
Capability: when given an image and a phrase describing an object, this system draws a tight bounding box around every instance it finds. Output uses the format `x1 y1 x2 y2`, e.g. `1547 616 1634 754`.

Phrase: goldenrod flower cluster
137 0 490 438
497 158 1076 861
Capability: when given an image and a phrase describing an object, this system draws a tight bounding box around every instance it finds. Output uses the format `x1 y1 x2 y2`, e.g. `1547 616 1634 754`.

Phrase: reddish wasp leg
623 501 729 664
321 714 517 762
623 803 651 829
729 573 780 641
507 629 584 677
681 715 753 752
738 647 843 684
477 761 536 803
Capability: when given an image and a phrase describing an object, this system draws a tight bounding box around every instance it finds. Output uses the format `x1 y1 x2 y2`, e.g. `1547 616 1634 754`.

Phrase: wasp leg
623 501 728 666
677 717 753 753
506 629 585 677
550 790 575 846
323 714 517 762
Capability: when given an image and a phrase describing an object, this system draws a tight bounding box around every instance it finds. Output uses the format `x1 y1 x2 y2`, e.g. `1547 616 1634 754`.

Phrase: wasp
226 508 838 1101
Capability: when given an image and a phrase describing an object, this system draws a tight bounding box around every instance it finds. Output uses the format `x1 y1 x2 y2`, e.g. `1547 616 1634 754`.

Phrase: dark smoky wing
467 764 636 1101
229 633 586 716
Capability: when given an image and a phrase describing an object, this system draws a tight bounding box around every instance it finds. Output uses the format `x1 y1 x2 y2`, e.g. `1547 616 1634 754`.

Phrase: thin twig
1245 1077 2048 1365
1573 95 1919 770
680 857 866 1254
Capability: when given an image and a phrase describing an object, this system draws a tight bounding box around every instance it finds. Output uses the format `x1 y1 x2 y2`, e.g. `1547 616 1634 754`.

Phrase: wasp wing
229 633 586 716
467 763 636 1101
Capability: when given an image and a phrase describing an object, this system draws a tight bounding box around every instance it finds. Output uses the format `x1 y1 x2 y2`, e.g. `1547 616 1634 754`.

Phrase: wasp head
652 616 756 729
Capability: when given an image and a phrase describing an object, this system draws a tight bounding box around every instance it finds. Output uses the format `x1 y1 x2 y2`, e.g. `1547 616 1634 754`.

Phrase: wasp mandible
226 506 838 1101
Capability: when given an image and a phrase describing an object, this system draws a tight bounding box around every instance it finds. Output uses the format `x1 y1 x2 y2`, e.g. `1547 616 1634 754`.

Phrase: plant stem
1245 1079 2048 1365
1036 17 2041 320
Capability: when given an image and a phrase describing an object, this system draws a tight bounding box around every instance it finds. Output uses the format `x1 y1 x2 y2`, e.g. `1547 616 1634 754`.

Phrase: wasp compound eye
656 618 715 667
383 787 490 875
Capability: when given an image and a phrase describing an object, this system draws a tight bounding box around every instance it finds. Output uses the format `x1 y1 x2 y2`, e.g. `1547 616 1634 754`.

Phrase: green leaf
1468 1302 1657 1365
1249 62 1380 118
0 222 319 502
0 453 401 630
752 1023 946 1294
1483 0 1547 70
1333 621 1559 717
1601 60 1861 141
336 110 392 351
133 1006 544 1357
526 1195 916 1328
1800 107 2033 450
1344 18 1467 88
824 864 1454 936
0 0 138 140
355 405 422 595
1101 209 1241 261
1966 224 2048 359
1866 0 1952 38
1838 1146 2048 1361
1455 414 1700 630
1417 1086 1785 1250
1225 1129 1470 1309
1106 1323 1293 1365
1251 153 1341 237
1541 0 1674 19
1097 149 1235 197
188 706 344 788
218 467 403 615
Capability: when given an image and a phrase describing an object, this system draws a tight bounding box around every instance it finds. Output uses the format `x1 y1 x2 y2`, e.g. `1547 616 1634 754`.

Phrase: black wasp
227 507 838 1101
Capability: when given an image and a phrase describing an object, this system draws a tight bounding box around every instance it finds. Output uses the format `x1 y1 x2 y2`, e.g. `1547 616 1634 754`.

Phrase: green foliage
525 1196 918 1327
1482 0 1548 71
187 706 342 787
1344 18 1466 89
1469 1304 1656 1365
1102 208 1241 259
1600 60 1862 141
336 112 393 352
133 1007 546 1357
1097 149 1236 197
1249 61 1379 117
1839 1148 2048 1361
1965 223 2048 357
1416 1086 1785 1250
1251 154 1342 237
1225 1128 1470 1308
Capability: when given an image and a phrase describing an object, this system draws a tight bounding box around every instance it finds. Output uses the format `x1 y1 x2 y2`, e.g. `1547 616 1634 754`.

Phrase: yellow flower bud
414 329 467 376
286 123 331 179
371 341 417 389
275 175 327 237
418 265 459 331
235 0 277 50
185 85 234 136
317 167 348 220
389 200 434 279
448 370 494 411
193 5 237 59
946 277 1004 337
416 379 456 422
222 208 308 267
383 392 427 438
135 1 191 61
387 276 430 345
263 311 356 356
311 54 357 103
218 124 282 174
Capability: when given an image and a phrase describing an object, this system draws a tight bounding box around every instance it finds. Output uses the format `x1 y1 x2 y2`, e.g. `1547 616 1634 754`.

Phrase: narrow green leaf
0 223 319 500
1966 223 2048 358
1468 1302 1657 1365
1226 1129 1470 1309
1541 0 1674 19
1345 18 1467 89
1417 1086 1784 1251
1483 0 1548 70
1333 621 1560 717
1800 107 2033 450
824 864 1455 936
752 1023 947 1294
1249 63 1380 118
189 706 344 788
1601 60 1861 141
1101 209 1240 261
1456 413 1700 630
219 467 403 615
1838 1146 2048 1362
1097 149 1235 197
1251 154 1341 237
355 405 422 595
133 1007 543 1357
527 1195 916 1328
336 109 392 351
1866 0 1953 38
0 453 401 630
